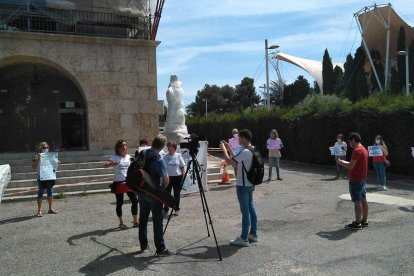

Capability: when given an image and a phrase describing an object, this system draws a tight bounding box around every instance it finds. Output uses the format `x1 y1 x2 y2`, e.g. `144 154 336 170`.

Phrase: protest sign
228 137 242 155
411 147 414 158
39 152 59 181
368 146 383 157
267 139 281 150
329 146 343 156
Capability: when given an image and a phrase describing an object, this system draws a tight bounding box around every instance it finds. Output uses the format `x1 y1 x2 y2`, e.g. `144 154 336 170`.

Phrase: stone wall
0 31 160 151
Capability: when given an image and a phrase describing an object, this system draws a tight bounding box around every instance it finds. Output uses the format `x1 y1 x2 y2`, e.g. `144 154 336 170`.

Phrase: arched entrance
0 63 88 153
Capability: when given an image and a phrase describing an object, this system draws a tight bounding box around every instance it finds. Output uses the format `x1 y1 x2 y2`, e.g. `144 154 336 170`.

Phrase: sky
155 1 414 105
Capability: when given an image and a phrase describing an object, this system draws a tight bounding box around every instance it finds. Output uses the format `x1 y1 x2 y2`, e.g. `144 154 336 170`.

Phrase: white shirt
163 152 186 176
109 154 131 182
232 148 253 187
334 141 347 157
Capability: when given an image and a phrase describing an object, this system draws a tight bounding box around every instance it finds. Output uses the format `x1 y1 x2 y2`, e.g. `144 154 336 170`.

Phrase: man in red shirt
337 132 369 230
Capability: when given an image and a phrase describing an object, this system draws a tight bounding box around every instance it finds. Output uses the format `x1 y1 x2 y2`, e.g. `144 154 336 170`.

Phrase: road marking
339 193 414 207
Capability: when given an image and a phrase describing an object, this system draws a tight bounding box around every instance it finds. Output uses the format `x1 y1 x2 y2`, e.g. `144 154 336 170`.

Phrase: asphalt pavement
1 162 413 276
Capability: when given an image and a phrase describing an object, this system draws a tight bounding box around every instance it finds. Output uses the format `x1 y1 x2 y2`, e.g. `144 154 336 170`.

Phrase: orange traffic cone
220 160 231 184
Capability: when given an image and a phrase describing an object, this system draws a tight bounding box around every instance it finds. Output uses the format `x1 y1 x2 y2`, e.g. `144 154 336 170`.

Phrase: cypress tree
322 49 335 94
397 26 406 90
409 39 414 92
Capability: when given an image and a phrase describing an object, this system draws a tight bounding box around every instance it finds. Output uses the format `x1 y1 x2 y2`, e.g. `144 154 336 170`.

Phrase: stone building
0 0 160 153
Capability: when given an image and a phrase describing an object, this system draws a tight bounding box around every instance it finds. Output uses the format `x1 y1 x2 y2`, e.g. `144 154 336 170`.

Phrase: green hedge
187 94 414 176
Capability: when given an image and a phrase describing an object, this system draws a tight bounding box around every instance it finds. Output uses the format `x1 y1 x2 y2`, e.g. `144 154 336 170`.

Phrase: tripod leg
163 163 192 234
193 158 223 261
194 166 211 237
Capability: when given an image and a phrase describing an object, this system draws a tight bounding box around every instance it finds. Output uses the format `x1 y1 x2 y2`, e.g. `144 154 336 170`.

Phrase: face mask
41 148 49 153
375 139 381 145
270 134 276 138
233 134 238 138
337 139 341 142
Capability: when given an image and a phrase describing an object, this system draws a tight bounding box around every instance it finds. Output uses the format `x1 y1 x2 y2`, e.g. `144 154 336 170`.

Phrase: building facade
0 1 159 153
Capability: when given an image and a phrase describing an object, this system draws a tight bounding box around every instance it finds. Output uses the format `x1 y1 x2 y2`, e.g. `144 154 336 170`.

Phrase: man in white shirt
220 129 258 247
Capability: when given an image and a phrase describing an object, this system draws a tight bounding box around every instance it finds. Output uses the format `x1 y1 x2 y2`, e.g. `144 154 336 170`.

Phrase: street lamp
202 98 208 118
265 39 279 109
397 50 410 96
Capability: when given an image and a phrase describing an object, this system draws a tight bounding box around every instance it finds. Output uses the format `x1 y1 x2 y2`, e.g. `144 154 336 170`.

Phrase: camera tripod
163 150 222 261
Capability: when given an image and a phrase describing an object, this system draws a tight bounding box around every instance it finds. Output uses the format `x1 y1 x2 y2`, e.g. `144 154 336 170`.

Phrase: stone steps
11 167 111 180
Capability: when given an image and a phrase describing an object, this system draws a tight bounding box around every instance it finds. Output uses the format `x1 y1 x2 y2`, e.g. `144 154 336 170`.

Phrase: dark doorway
0 63 88 153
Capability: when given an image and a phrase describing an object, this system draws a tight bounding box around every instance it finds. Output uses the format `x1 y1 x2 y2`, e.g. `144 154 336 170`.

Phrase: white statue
164 75 188 141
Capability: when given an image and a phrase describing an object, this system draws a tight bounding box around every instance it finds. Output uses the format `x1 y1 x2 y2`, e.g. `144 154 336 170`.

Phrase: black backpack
242 147 265 186
126 150 176 209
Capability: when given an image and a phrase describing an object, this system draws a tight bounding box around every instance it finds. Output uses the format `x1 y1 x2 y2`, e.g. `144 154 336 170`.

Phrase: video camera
180 134 200 156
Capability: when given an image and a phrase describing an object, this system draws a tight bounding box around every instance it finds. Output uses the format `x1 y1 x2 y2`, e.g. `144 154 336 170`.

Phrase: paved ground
1 162 413 276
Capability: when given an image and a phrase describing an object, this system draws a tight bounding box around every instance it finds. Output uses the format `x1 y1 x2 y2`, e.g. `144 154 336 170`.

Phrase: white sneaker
247 234 258 242
382 186 387 191
230 236 249 247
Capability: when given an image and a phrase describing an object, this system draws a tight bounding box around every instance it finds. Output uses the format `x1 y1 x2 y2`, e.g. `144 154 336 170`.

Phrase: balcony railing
0 4 151 40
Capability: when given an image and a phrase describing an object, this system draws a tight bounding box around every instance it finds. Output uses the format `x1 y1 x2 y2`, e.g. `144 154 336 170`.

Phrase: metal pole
265 39 270 109
384 7 391 93
205 99 208 118
405 50 409 96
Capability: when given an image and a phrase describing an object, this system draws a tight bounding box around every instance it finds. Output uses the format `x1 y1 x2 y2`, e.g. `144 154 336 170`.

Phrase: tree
322 48 335 94
260 80 283 106
340 53 354 92
369 48 385 92
343 47 369 102
282 75 310 107
333 65 343 95
233 77 260 110
390 68 402 95
397 26 406 91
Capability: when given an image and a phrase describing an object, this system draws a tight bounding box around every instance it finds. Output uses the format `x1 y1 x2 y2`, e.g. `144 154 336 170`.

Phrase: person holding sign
336 132 369 230
229 128 242 178
333 134 347 179
32 142 58 217
372 135 389 191
105 140 139 230
266 129 283 181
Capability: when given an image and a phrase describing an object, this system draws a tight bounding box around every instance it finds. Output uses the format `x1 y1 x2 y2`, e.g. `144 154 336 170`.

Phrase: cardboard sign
368 146 383 157
39 152 59 180
228 137 242 155
267 139 281 150
329 146 343 156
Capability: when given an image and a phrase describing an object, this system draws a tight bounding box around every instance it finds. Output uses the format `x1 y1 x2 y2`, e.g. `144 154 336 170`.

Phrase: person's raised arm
220 140 236 166
32 154 40 172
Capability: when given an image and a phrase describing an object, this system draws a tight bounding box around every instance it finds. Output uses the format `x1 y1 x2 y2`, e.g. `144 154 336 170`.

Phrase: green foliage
282 75 310 107
233 77 260 110
322 49 335 94
409 39 414 89
343 47 369 102
57 191 67 199
397 26 406 87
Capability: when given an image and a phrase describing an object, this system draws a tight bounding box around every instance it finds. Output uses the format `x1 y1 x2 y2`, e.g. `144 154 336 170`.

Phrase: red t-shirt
373 146 387 163
349 146 368 182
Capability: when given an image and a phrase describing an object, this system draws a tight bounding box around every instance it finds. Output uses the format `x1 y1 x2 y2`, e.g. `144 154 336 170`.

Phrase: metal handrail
0 4 151 40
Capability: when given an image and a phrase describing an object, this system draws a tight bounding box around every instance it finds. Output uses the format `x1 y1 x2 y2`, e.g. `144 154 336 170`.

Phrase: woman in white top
334 134 347 179
104 139 138 230
163 141 186 216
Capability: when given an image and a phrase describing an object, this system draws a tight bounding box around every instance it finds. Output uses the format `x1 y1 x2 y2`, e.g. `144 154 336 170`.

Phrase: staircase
1 151 235 202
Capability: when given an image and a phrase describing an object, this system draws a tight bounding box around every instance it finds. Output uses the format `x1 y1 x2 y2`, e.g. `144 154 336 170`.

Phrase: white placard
368 146 383 157
267 139 281 150
39 152 59 181
177 141 208 195
329 146 343 156
0 164 11 203
228 137 242 155
411 147 414 158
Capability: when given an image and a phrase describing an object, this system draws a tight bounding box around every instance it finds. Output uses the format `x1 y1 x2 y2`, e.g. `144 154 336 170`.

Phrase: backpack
125 150 176 209
242 147 265 186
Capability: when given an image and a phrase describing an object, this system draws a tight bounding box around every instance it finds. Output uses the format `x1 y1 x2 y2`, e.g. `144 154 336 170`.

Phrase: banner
329 146 343 156
0 164 11 203
39 152 59 181
368 146 383 157
177 141 208 195
267 139 281 150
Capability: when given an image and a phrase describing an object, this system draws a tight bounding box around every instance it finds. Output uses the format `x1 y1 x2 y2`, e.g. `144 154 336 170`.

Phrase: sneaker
361 220 369 228
377 186 382 190
277 177 283 181
267 178 271 182
156 248 172 256
173 210 179 216
163 210 169 218
345 221 362 230
382 186 387 191
247 234 258 242
230 236 249 247
138 245 151 254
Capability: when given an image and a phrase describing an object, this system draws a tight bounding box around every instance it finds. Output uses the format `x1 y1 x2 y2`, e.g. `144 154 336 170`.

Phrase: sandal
119 224 128 230
36 212 43 217
48 209 58 214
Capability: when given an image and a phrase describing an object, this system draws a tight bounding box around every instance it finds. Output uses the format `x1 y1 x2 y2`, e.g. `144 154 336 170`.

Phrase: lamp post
397 50 410 96
265 39 279 109
202 98 208 118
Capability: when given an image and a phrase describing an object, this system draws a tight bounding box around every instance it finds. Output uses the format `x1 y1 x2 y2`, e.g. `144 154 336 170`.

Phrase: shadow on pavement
399 207 414 213
175 244 241 260
0 215 36 225
320 177 339 182
67 228 120 245
79 237 154 275
209 185 234 191
316 229 354 241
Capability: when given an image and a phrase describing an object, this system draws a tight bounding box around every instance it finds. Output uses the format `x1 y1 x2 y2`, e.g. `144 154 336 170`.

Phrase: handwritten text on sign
39 152 59 181
228 138 242 155
329 146 343 156
267 139 281 150
368 146 383 157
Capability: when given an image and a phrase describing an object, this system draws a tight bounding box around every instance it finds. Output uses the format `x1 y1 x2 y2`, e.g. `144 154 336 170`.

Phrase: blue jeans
236 186 257 240
37 180 54 199
373 162 386 187
349 181 366 203
268 157 280 178
138 193 165 252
